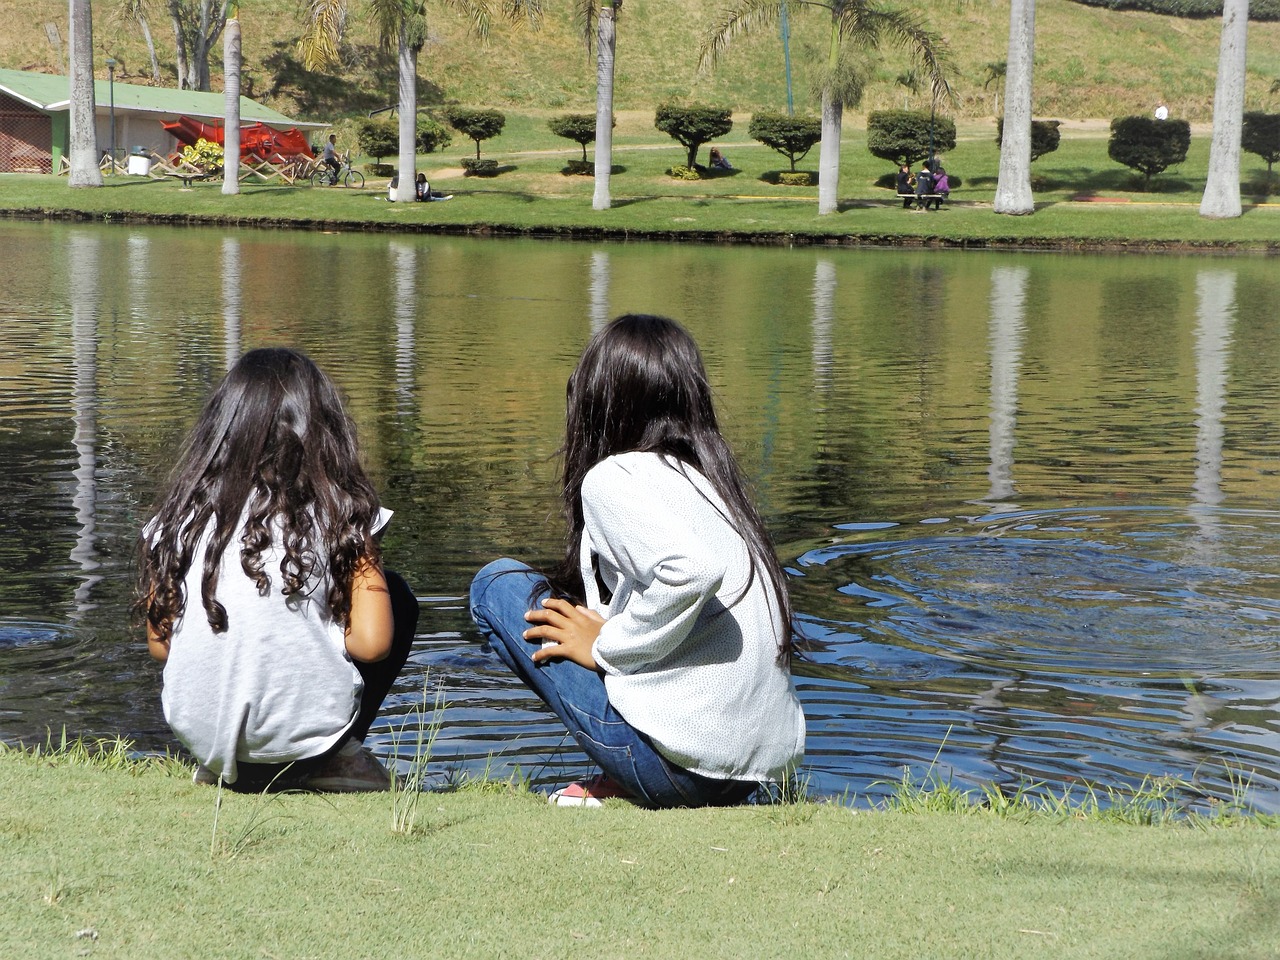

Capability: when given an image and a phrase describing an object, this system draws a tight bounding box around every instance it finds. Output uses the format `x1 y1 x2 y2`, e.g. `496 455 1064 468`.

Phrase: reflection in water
392 241 417 414
221 237 242 367
811 259 835 393
589 250 610 333
985 265 1027 506
4 223 1280 812
69 231 101 616
1192 270 1236 524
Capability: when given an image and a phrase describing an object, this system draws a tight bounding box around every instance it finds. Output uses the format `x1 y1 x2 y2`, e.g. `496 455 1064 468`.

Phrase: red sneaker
548 774 635 807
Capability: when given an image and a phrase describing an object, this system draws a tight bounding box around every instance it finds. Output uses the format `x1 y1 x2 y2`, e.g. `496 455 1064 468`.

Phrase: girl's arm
344 557 394 663
146 619 170 662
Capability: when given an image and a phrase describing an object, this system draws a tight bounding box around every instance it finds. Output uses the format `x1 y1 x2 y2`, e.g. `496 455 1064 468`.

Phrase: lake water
2 219 1278 810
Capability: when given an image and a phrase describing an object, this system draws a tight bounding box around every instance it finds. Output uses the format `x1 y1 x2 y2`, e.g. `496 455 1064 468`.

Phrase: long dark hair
549 314 794 662
135 348 381 643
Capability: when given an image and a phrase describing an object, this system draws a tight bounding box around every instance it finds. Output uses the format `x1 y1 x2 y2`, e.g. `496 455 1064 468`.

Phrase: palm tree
896 68 920 108
68 0 103 187
993 0 1034 215
702 0 950 216
1200 0 1249 219
578 0 618 211
983 60 1006 118
301 0 540 204
222 4 242 196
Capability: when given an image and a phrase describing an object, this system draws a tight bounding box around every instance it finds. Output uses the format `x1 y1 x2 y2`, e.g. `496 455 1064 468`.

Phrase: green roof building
0 68 325 173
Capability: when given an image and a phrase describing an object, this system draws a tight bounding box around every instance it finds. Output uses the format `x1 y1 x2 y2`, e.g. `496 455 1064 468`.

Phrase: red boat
162 116 315 161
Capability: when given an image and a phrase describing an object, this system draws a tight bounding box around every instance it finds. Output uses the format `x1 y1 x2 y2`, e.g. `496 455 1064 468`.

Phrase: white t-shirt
582 452 805 782
158 508 390 783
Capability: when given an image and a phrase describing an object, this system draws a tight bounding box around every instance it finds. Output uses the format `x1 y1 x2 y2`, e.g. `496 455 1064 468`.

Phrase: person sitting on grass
136 348 418 793
708 147 733 171
470 314 806 808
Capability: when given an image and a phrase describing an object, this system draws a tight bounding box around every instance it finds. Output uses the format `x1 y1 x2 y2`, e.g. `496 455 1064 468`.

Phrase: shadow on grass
558 164 627 176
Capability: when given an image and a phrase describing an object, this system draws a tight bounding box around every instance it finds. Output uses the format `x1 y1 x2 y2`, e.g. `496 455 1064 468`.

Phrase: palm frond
849 6 954 105
297 0 347 69
440 0 493 38
699 0 786 73
502 0 542 28
575 0 597 53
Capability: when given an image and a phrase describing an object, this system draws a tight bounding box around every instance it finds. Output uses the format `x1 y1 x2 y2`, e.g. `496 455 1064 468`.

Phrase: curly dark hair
135 348 381 644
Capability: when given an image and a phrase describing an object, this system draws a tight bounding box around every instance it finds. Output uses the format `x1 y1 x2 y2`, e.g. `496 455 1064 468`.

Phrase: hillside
6 0 1280 123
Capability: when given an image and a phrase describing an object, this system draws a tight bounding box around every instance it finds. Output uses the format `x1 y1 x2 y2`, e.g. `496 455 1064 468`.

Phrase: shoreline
4 205 1278 256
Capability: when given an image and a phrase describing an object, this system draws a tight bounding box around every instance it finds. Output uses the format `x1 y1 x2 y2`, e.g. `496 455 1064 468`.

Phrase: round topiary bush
461 157 500 177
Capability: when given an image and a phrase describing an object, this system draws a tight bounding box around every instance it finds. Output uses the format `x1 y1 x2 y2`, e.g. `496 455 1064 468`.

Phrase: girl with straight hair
137 347 418 791
470 314 805 807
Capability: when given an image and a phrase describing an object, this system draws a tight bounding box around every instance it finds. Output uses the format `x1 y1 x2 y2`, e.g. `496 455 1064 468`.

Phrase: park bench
166 168 221 187
897 192 946 210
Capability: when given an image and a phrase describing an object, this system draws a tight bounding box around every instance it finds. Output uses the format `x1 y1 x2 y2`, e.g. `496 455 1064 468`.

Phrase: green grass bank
2 747 1277 960
5 119 1279 252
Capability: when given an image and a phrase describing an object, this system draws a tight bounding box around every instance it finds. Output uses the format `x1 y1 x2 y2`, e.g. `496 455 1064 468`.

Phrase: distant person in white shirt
1155 103 1169 121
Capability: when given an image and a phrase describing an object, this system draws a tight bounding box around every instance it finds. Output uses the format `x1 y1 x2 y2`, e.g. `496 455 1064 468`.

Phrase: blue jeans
469 558 755 808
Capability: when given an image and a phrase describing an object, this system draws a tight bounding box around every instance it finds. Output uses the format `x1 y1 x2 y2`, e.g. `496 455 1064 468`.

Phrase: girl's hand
525 599 605 670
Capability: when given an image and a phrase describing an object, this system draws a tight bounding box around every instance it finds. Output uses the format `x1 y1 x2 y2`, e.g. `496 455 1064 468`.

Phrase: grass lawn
2 748 1277 960
5 119 1278 252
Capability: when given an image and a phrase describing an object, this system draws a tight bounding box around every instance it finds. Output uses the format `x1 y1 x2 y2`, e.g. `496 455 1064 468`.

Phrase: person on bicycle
321 134 342 185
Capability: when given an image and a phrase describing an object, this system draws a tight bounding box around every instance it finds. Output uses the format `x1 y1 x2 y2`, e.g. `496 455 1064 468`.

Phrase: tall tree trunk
222 16 241 196
139 17 162 85
995 0 1035 214
816 91 841 215
1200 0 1249 219
68 0 102 187
816 13 843 216
393 29 417 203
169 0 192 87
592 0 617 211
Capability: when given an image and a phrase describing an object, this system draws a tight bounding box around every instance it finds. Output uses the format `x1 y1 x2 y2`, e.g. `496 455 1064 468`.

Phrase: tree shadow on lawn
558 164 627 176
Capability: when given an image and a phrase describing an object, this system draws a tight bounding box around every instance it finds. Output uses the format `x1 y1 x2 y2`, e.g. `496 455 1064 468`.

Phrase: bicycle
310 154 365 189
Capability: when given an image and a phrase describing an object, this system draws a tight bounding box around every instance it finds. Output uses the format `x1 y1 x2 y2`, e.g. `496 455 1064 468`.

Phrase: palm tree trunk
592 0 617 211
1200 0 1249 219
393 28 417 203
68 0 102 187
222 16 242 196
994 0 1035 215
816 91 841 215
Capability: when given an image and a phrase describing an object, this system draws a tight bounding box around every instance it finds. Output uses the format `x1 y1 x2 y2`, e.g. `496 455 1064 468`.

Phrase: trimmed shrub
461 157 500 176
1242 111 1280 176
563 159 593 176
417 116 452 154
778 171 816 186
996 118 1062 163
445 107 506 161
866 110 957 167
668 164 703 181
548 113 602 162
364 163 394 177
1108 115 1191 188
354 117 398 164
654 102 733 169
749 113 822 172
